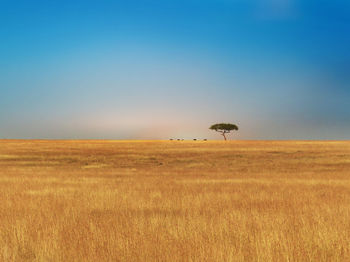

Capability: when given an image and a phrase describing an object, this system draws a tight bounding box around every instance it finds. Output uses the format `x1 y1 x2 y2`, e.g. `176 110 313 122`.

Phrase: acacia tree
209 123 238 140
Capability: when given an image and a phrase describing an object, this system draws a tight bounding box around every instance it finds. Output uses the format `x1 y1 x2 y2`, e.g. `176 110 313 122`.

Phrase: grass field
0 140 350 261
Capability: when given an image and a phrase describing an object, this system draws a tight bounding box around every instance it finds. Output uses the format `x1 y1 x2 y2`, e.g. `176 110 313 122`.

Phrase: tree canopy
209 123 238 140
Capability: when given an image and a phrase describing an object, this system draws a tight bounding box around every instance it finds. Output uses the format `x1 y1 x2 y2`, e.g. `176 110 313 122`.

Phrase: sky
1 0 349 139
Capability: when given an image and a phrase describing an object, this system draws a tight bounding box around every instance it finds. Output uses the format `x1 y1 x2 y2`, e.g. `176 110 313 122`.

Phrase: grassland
0 140 350 261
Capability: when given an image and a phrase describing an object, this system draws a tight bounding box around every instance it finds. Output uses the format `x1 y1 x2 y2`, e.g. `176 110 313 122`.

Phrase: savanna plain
0 140 350 262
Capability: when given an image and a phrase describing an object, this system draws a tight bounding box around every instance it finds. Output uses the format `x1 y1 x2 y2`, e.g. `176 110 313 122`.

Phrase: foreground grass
0 140 350 261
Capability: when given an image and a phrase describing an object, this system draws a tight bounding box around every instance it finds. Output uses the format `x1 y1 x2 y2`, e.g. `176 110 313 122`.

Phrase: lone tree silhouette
209 123 238 140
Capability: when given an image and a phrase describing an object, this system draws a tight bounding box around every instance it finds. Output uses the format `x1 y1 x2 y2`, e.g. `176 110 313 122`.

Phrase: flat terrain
0 140 350 261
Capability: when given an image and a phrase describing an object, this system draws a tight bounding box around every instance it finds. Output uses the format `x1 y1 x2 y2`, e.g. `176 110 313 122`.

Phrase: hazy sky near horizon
1 0 349 139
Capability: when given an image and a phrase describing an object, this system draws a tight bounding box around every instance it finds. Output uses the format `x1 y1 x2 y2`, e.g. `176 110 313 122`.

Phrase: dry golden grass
0 140 350 261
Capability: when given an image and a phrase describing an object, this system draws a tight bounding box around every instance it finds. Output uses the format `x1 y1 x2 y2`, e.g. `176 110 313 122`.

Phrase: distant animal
193 139 197 141
177 139 180 141
203 139 207 141
170 139 173 141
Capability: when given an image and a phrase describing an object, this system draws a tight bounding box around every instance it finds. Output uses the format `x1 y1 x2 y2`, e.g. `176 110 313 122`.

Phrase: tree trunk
222 133 227 141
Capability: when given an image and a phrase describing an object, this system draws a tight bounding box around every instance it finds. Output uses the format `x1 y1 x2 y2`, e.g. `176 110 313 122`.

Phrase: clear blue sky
1 0 349 139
